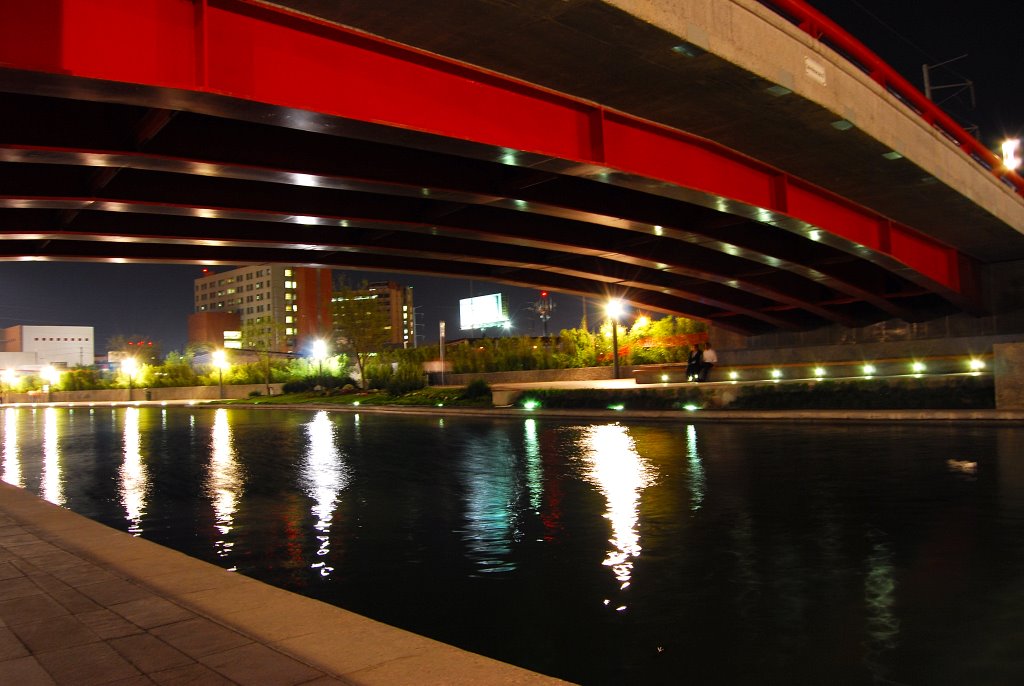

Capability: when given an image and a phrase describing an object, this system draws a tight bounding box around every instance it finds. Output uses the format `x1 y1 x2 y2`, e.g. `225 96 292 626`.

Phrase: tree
332 281 393 388
239 319 290 395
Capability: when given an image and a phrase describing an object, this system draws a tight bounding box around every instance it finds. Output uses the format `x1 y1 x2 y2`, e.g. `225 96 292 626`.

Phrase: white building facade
1 325 95 368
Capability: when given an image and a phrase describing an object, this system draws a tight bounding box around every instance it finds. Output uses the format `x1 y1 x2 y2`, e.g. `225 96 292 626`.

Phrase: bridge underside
0 0 997 336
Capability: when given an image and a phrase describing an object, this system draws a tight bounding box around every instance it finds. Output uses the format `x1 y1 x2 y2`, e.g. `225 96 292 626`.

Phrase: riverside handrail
756 0 1024 198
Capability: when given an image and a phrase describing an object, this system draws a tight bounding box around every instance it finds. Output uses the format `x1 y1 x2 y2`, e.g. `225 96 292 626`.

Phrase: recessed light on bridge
813 367 826 379
808 230 822 241
765 84 792 97
882 151 904 160
653 225 664 236
290 173 320 187
670 42 704 58
831 119 855 131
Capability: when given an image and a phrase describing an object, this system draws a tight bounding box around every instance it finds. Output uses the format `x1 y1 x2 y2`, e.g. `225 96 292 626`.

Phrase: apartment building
331 280 416 348
191 266 332 353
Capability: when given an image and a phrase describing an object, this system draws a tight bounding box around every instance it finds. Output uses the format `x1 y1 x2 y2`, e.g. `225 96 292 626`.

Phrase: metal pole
439 320 446 386
611 316 620 379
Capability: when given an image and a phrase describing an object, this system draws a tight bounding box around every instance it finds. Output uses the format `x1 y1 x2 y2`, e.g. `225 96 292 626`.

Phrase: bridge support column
993 343 1024 409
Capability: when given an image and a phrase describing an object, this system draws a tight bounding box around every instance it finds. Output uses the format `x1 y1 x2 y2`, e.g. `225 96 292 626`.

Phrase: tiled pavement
0 508 343 685
0 483 569 685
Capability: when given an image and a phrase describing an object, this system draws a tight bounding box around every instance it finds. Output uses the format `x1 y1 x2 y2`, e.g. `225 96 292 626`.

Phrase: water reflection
523 419 542 513
208 408 242 566
3 408 21 487
686 424 705 512
302 411 349 577
577 423 657 601
119 407 148 536
461 430 522 575
864 532 899 682
42 407 64 505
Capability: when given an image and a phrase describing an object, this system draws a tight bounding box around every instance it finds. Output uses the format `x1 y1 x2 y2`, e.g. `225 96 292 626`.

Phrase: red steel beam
0 0 972 300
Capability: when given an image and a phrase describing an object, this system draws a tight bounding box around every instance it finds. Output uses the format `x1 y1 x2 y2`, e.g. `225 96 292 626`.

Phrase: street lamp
212 350 229 399
2 368 18 405
1003 138 1021 170
121 357 138 400
41 365 61 403
311 339 328 388
605 298 625 379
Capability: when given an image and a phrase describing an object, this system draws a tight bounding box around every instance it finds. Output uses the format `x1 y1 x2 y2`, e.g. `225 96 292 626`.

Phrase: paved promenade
0 483 570 685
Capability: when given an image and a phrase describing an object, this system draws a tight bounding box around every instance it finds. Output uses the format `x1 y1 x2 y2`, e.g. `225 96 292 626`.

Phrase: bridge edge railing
755 0 1023 198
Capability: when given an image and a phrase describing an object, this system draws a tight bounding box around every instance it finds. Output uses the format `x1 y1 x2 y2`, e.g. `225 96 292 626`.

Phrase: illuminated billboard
459 293 509 331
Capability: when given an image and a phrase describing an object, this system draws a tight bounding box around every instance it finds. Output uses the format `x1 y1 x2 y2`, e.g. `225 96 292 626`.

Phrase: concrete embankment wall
5 383 285 404
439 366 615 387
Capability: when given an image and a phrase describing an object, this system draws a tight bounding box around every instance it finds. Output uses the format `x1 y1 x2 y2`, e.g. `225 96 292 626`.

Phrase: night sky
2 0 1021 353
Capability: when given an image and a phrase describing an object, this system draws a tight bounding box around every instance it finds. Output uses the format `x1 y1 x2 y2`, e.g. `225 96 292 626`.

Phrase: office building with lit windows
191 265 332 353
331 280 416 348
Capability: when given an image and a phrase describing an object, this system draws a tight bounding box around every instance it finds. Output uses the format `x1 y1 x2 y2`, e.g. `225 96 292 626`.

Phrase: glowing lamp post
122 357 138 400
605 298 625 379
311 339 328 388
41 365 61 403
1003 139 1021 170
212 350 229 399
2 368 18 405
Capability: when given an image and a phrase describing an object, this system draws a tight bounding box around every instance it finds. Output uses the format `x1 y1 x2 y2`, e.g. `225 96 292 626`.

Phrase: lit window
284 269 293 276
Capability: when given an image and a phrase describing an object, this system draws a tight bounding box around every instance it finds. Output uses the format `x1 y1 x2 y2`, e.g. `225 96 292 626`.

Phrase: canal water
3 405 1023 685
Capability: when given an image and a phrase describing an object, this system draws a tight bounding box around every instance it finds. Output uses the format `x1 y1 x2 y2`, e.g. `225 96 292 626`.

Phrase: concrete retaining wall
438 367 615 387
4 383 285 404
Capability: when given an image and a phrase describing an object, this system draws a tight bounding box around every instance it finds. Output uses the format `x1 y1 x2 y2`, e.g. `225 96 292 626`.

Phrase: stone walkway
0 483 569 685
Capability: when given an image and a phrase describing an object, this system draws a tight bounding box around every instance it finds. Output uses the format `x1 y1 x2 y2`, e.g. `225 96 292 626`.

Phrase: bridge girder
0 0 985 335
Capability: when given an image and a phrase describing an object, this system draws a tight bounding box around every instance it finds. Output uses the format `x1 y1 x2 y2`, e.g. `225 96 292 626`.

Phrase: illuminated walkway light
863 364 876 376
911 361 927 374
969 358 986 372
813 367 826 378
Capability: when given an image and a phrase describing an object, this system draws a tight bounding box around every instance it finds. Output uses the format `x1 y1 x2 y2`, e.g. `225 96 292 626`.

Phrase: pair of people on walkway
686 342 717 382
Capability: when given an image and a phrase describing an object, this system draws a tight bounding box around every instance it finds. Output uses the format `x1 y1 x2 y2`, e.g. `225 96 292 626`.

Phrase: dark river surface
3 405 1023 685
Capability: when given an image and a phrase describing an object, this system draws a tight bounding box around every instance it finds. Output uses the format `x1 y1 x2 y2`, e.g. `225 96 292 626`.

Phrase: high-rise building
331 280 416 348
190 266 332 353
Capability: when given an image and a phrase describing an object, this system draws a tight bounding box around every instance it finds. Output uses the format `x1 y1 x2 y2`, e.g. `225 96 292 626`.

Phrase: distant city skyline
0 261 596 354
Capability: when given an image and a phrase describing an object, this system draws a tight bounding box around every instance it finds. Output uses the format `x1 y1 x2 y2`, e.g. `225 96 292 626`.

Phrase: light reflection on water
42 407 63 506
575 423 656 601
302 410 348 577
119 406 148 536
208 407 241 567
2 407 1024 686
2 407 20 487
